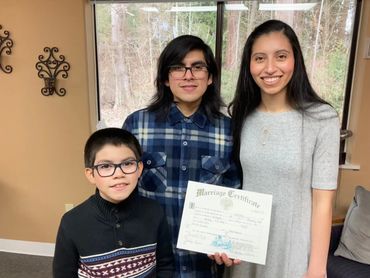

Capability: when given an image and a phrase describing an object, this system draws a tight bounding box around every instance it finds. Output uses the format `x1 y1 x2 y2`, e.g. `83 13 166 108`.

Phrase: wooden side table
332 215 345 225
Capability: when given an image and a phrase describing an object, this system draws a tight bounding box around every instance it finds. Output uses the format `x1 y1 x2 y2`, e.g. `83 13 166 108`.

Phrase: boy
123 35 240 277
53 128 174 277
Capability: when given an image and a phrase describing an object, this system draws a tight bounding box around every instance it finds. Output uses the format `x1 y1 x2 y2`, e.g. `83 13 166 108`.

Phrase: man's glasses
91 159 140 177
168 64 209 79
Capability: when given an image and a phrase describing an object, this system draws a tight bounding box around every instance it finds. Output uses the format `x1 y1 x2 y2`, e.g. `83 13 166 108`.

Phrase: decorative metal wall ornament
0 25 14 74
35 47 70 96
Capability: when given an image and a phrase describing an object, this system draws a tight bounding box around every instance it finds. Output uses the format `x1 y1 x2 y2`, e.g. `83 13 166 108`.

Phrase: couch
327 224 370 278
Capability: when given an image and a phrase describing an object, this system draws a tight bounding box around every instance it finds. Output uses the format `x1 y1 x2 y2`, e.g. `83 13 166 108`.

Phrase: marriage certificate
177 181 273 265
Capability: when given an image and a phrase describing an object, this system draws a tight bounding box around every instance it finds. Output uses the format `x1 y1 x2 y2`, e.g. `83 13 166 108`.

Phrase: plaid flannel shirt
123 104 240 278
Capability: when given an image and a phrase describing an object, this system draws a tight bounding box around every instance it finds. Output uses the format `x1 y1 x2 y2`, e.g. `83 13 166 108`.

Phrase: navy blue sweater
53 190 174 277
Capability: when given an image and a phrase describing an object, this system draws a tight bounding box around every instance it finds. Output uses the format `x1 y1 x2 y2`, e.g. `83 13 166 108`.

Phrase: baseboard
0 239 55 257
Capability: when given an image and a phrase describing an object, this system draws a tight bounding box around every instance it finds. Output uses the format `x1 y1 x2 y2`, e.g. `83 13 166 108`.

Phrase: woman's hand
208 253 241 267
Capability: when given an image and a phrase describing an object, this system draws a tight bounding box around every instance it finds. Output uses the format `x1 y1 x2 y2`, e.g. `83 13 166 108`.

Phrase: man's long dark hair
228 19 328 163
148 35 224 120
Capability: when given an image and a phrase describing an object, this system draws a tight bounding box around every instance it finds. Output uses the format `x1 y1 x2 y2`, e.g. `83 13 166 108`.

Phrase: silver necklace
261 127 269 146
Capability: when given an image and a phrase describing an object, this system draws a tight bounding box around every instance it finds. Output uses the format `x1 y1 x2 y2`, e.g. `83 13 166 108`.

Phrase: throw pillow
334 185 370 265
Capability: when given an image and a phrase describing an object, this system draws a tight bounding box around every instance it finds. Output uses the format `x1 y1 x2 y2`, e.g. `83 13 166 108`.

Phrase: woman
216 20 339 278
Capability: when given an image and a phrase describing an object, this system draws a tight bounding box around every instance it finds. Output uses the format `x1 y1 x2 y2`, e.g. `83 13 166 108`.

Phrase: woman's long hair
228 19 328 163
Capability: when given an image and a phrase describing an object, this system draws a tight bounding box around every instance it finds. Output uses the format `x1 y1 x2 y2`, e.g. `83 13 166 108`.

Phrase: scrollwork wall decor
0 24 14 74
35 47 70 96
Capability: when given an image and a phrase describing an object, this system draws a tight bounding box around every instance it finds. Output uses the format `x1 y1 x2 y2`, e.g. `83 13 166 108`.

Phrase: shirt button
181 165 187 171
146 160 152 165
183 141 188 146
118 240 123 246
116 223 121 228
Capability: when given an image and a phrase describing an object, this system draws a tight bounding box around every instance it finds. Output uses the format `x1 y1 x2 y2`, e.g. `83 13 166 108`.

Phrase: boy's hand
208 252 241 267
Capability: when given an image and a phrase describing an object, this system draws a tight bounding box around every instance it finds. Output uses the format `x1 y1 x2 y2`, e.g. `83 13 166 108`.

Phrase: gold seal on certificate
177 181 273 265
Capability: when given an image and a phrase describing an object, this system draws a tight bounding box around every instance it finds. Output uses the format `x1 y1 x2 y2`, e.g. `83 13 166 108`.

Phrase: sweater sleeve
156 210 174 277
53 218 79 278
311 112 340 190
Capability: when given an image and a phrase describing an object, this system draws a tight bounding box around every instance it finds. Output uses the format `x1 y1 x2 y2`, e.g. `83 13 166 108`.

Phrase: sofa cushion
327 224 370 278
334 186 370 265
327 253 370 278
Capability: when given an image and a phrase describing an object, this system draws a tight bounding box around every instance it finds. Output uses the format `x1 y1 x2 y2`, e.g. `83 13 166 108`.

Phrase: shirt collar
168 103 208 128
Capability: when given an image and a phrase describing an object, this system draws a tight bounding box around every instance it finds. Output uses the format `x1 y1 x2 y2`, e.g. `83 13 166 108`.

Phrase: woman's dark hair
228 19 328 162
84 128 142 168
148 34 224 119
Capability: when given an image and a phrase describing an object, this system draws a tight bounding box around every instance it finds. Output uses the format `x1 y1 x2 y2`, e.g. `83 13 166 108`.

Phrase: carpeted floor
0 252 52 278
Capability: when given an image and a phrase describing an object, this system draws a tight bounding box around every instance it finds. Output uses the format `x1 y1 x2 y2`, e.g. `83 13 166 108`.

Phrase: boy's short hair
84 128 142 168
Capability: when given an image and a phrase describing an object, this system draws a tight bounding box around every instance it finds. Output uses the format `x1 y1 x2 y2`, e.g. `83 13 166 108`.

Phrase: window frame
339 0 362 164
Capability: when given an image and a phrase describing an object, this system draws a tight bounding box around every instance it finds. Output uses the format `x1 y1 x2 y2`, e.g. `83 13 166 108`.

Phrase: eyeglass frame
90 159 141 177
168 64 209 79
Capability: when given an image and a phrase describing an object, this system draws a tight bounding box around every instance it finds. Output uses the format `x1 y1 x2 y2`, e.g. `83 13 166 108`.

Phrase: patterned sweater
53 190 174 277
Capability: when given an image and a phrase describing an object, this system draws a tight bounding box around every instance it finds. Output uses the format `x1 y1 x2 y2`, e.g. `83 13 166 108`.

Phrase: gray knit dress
226 104 340 278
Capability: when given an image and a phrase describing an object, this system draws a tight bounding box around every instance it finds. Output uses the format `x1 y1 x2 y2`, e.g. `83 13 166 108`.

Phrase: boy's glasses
92 159 140 177
169 64 209 79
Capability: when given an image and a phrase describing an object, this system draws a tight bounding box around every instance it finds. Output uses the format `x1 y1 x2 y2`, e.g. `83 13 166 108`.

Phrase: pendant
261 128 269 145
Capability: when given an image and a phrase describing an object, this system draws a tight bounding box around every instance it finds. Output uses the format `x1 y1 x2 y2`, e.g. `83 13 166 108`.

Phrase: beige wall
336 1 370 215
0 0 369 244
0 0 94 243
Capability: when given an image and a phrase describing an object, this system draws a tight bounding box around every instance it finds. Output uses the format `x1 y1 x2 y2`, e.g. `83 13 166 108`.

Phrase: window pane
95 1 217 127
95 0 357 126
222 0 357 121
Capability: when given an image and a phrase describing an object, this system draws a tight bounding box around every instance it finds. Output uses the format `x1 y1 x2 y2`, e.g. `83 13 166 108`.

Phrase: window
93 0 361 162
94 1 218 127
220 0 359 114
